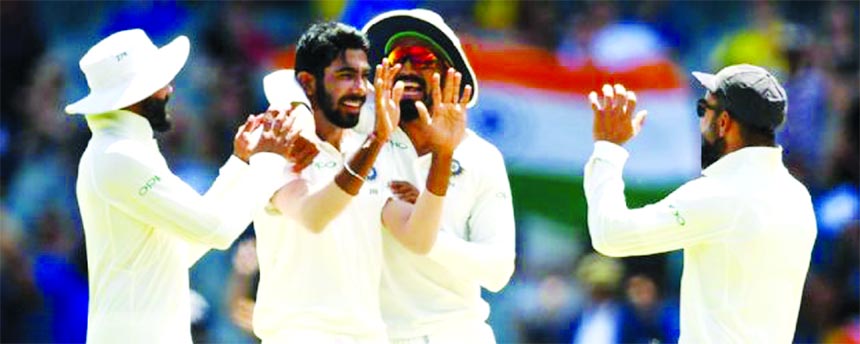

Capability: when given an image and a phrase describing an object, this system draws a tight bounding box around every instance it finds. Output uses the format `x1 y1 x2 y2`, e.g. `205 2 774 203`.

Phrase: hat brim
691 71 718 93
363 10 478 108
65 35 190 115
263 69 312 110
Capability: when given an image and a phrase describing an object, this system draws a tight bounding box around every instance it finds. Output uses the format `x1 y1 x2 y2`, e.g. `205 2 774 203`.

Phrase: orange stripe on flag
272 37 685 94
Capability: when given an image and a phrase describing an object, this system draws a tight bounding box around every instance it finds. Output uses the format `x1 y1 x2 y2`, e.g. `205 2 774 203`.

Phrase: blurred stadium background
1 1 857 343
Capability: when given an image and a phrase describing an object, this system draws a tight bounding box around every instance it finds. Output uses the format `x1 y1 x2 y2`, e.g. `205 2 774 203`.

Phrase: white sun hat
363 9 479 108
261 69 316 139
65 29 190 115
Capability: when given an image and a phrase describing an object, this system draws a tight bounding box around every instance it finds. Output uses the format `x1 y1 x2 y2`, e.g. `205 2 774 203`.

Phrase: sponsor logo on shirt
669 204 686 226
389 141 409 150
138 175 161 196
314 161 338 169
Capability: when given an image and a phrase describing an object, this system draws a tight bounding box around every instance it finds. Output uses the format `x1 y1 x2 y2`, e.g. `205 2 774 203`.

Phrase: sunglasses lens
387 46 439 69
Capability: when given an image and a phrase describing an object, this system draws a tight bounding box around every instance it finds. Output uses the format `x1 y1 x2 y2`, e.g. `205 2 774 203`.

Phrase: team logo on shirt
451 159 463 177
367 167 377 181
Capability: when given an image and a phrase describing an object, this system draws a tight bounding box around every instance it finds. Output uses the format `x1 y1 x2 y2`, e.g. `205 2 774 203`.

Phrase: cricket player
250 22 469 342
584 64 816 342
68 29 310 343
362 9 517 343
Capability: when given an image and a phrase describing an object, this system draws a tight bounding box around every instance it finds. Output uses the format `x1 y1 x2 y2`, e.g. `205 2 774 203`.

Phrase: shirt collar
85 110 154 140
701 146 784 178
313 129 360 157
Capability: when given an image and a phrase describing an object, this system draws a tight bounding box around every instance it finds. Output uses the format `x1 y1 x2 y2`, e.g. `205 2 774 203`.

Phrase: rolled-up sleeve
93 142 287 250
583 141 737 257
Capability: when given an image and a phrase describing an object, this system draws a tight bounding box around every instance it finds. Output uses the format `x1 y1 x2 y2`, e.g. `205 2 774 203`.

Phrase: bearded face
700 111 726 169
139 94 172 132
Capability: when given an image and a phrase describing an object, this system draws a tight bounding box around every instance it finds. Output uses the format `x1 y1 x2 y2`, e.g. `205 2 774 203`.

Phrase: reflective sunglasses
387 45 443 70
697 98 722 117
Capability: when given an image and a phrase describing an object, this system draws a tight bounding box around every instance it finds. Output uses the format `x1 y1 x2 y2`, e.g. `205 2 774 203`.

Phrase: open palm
419 68 471 154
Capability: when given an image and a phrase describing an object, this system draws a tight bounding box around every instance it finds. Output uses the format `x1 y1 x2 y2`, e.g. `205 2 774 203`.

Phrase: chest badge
451 159 463 177
367 166 378 181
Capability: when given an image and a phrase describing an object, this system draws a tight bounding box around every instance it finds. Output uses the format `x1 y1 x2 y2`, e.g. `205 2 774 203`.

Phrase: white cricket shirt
77 110 287 343
584 141 816 343
252 129 393 341
378 128 516 340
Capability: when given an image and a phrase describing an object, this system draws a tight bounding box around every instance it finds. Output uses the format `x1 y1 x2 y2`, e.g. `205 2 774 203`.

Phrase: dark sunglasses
697 98 722 117
387 45 442 70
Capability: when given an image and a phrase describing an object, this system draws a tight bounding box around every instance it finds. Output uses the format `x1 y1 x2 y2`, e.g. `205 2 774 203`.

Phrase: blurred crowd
1 1 857 343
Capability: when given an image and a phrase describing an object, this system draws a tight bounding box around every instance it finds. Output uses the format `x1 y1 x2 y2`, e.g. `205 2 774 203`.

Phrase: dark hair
295 22 369 79
737 122 776 147
714 91 777 147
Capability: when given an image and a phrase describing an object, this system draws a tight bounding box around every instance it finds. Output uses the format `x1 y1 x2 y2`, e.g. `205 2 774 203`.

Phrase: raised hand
589 83 647 146
254 109 297 157
374 58 404 142
421 67 471 154
233 113 266 162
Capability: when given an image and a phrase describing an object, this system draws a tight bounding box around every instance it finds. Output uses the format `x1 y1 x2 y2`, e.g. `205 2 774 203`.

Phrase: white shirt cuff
593 141 630 166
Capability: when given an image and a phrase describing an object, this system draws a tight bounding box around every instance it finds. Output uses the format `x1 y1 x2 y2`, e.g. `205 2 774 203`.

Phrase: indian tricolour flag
462 38 700 185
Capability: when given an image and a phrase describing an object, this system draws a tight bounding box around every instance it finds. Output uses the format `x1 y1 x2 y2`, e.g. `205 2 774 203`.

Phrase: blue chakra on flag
367 167 378 181
451 159 463 176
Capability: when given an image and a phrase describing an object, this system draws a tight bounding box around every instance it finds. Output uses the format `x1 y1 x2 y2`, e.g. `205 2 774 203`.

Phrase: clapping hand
589 83 647 146
374 58 404 142
420 67 471 154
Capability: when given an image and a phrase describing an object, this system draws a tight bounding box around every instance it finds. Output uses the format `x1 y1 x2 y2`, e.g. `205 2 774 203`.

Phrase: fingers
460 85 473 107
632 110 648 135
236 114 254 139
261 113 273 131
385 63 402 88
613 84 627 114
625 90 637 118
293 137 320 171
588 91 602 112
375 67 386 110
415 100 431 126
442 68 457 103
431 72 442 109
389 181 419 204
601 84 614 113
392 80 405 105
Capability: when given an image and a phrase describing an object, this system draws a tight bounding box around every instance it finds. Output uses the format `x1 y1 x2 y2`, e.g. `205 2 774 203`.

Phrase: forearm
426 231 515 292
584 142 729 256
335 134 385 195
426 151 453 196
272 134 384 232
204 153 290 248
384 151 453 254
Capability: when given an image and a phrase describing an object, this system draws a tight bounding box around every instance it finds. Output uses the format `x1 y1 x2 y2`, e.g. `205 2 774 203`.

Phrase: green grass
508 173 680 238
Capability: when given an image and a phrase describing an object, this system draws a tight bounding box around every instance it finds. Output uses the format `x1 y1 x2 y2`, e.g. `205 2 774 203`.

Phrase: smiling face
388 37 450 122
316 49 370 129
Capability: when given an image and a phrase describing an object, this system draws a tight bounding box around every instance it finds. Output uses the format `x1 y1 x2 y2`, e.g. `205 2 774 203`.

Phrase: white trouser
263 329 388 344
389 322 496 344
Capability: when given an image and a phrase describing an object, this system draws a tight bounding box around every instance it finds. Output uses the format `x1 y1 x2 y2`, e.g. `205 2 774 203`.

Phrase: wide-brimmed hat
65 29 189 115
362 9 478 108
262 69 316 137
